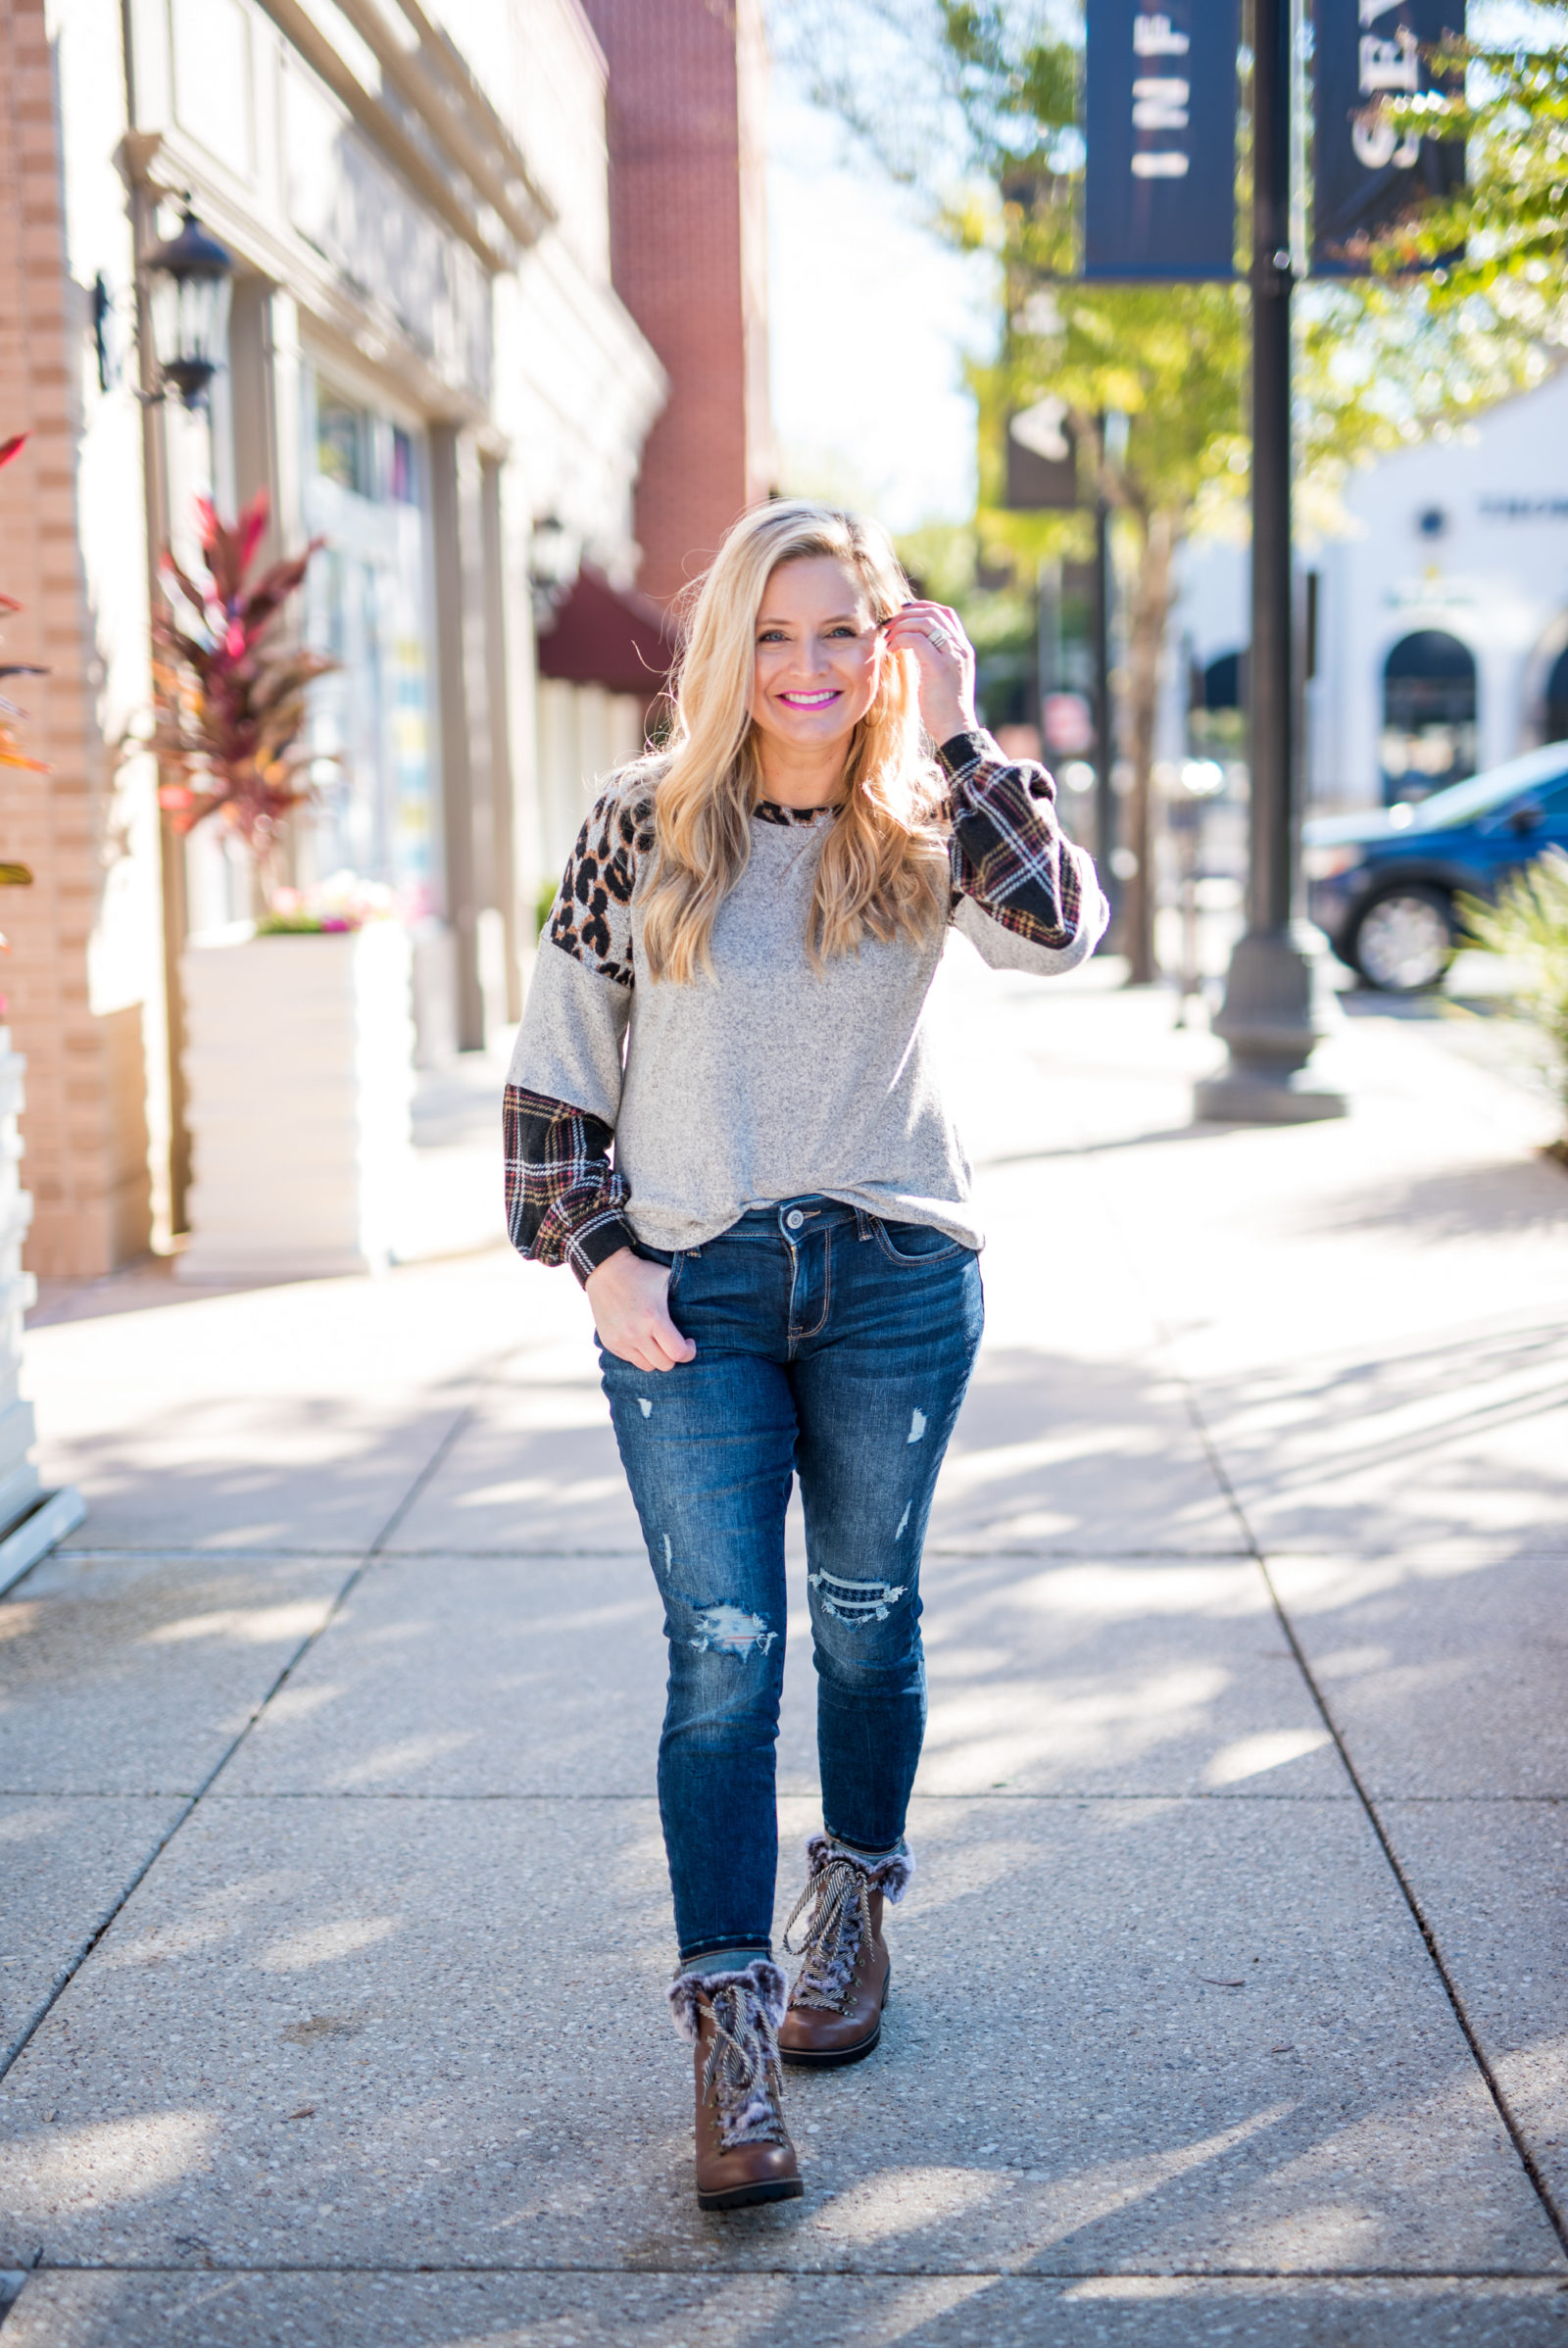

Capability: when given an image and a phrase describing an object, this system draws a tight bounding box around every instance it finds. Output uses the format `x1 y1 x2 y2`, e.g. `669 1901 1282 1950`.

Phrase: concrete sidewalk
3 947 1567 2345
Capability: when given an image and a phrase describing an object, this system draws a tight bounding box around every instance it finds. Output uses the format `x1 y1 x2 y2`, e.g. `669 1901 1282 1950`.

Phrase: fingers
883 604 973 663
646 1311 697 1369
603 1312 696 1374
609 1339 681 1373
891 599 966 633
882 598 979 745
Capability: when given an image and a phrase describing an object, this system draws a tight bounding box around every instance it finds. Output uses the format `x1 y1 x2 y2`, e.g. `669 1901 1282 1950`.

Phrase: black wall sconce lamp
528 513 581 629
139 200 233 411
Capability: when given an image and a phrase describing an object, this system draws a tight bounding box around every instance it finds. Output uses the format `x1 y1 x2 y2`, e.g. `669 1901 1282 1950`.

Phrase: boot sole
780 1969 890 2069
698 2175 805 2211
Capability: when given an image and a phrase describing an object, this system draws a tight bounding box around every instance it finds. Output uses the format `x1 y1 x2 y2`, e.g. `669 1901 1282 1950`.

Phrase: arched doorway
1544 642 1568 747
1191 648 1246 757
1381 630 1477 803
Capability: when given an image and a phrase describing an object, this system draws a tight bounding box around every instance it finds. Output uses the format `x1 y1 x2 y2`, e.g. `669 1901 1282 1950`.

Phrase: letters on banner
1312 0 1465 272
1084 1 1241 279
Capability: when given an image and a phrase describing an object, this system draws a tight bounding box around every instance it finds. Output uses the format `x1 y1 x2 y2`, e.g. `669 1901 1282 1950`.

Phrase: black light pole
1091 424 1116 925
1195 0 1346 1122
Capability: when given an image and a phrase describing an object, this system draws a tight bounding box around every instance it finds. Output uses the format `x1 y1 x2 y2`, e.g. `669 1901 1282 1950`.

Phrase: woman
504 500 1106 2211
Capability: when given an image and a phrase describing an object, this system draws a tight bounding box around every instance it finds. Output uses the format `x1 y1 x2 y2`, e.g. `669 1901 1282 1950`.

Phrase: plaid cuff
504 1084 635 1287
937 729 1000 779
940 730 1083 952
567 1208 639 1287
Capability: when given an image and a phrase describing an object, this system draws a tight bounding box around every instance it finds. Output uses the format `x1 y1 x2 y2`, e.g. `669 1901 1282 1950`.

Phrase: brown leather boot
667 1958 803 2211
777 1834 913 2068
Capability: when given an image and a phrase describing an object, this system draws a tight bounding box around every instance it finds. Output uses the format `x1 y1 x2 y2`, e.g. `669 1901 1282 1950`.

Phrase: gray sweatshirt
504 729 1108 1275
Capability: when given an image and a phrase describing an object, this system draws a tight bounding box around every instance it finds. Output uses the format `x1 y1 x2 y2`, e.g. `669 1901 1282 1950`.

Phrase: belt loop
854 1206 872 1242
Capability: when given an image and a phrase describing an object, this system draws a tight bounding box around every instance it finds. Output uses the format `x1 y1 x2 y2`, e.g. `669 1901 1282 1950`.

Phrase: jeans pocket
636 1243 680 1290
871 1218 965 1266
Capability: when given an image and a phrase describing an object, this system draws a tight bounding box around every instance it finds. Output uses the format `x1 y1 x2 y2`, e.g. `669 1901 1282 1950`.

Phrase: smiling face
750 555 884 778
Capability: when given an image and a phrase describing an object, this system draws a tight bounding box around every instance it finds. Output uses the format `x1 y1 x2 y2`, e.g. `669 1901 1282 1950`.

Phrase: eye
827 624 859 638
757 628 787 644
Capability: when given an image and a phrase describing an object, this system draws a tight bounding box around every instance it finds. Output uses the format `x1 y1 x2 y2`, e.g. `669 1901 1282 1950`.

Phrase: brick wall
583 0 772 607
0 0 148 1275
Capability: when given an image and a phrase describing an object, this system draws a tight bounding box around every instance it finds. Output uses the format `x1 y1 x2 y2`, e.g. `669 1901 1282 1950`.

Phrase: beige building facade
0 0 669 1275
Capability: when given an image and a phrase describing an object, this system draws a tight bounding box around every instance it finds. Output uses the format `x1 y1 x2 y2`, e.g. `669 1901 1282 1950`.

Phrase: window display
302 381 439 916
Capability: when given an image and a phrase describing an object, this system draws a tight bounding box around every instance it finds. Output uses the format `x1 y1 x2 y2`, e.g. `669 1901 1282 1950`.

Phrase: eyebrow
755 611 866 629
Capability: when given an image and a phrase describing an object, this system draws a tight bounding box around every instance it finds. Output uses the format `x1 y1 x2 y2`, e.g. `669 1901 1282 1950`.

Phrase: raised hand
882 600 979 748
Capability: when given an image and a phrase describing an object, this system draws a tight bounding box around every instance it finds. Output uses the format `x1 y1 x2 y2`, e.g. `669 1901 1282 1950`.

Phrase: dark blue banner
1312 0 1466 273
1083 0 1241 280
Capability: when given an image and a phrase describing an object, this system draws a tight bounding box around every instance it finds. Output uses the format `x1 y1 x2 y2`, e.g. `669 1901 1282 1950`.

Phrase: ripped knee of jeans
686 1601 778 1658
808 1569 907 1626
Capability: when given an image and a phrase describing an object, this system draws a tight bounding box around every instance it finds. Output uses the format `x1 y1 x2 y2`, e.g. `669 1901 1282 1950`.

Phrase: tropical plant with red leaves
0 432 46 789
0 427 38 1010
150 490 336 894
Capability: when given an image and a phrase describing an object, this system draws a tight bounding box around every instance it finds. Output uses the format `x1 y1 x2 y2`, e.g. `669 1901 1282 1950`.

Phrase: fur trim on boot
806 1831 915 1905
666 1955 788 2045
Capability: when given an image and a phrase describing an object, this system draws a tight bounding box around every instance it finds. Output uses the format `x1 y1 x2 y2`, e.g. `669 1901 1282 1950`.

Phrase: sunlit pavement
3 946 1567 2346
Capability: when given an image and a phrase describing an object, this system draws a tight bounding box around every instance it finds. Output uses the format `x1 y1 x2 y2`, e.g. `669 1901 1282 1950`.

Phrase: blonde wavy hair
638 500 949 984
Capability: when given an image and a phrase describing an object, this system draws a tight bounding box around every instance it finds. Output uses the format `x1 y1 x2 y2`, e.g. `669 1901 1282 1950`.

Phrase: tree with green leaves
772 0 1546 981
1373 19 1568 312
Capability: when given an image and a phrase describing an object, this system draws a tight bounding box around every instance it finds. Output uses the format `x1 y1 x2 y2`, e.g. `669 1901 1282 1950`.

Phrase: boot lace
703 1981 788 2151
782 1854 872 2015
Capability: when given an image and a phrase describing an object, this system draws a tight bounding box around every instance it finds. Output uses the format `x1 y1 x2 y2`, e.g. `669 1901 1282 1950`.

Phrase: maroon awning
535 566 679 698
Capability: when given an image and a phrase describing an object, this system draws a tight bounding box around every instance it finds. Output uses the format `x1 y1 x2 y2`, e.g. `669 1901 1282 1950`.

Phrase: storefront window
301 378 439 914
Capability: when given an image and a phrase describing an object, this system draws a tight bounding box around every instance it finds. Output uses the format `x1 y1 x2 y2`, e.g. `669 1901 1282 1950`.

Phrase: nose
784 636 831 679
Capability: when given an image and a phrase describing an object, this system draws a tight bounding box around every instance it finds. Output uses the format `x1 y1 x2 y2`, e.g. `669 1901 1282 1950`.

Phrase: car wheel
1350 886 1454 993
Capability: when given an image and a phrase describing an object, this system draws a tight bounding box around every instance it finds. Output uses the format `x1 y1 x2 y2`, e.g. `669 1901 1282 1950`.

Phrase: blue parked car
1303 743 1568 992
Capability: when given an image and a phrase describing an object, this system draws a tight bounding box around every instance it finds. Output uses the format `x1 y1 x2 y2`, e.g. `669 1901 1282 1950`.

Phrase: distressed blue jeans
599 1197 984 1968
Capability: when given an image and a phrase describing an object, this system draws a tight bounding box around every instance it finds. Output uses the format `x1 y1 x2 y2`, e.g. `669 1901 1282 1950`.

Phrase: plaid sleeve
939 728 1086 951
504 1084 636 1287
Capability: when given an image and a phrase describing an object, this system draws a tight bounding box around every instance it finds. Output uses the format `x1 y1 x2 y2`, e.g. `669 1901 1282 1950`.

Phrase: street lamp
140 201 233 411
1193 0 1346 1124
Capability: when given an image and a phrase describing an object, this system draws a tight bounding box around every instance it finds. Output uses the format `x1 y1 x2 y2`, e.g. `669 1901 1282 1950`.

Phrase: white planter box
179 923 416 1281
0 1030 37 1532
0 1026 81 1584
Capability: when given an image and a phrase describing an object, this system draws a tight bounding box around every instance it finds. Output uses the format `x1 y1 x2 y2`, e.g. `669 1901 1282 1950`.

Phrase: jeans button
785 1208 804 1231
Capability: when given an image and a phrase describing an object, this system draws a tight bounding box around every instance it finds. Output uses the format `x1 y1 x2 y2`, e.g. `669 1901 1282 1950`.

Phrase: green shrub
1459 848 1568 1157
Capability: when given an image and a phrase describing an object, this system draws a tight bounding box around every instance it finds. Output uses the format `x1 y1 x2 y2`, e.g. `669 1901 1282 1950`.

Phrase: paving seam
1172 1374 1568 2261
67 1542 1568 1563
369 1545 1262 1561
0 1400 480 2092
11 2261 1568 2281
1082 1150 1568 2262
1252 1545 1568 2263
44 1547 368 1564
0 1787 1365 1803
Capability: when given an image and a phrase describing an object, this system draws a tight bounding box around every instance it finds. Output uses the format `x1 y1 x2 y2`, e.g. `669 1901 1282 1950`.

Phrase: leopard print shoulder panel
546 780 658 989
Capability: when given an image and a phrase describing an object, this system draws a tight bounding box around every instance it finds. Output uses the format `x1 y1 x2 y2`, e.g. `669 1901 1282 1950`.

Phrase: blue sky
765 65 997 532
